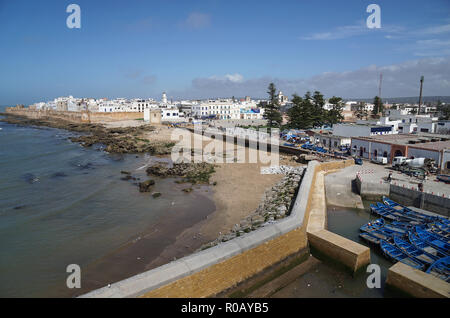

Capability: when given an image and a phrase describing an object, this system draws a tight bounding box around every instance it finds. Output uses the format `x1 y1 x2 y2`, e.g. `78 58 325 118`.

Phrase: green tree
354 102 368 120
442 105 450 120
312 91 326 127
287 93 315 129
326 96 344 125
262 83 282 128
372 96 384 118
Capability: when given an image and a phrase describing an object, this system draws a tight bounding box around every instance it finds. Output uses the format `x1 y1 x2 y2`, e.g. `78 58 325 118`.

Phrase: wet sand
57 185 215 298
144 133 301 270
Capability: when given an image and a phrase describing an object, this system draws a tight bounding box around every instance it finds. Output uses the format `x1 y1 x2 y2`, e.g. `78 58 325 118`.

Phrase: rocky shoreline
0 113 175 155
199 167 304 250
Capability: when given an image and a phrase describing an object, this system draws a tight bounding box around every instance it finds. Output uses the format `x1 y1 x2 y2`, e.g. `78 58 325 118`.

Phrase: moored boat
416 227 450 253
359 232 382 245
393 236 438 266
409 231 449 258
382 196 435 223
370 204 398 221
391 220 415 231
360 218 384 232
426 256 450 283
428 223 450 240
380 240 425 270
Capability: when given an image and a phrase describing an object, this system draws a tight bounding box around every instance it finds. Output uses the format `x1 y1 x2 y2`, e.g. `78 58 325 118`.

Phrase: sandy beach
141 128 303 270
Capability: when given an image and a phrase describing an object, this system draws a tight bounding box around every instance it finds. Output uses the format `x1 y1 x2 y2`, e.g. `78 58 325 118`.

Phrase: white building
144 108 182 122
436 121 450 135
333 123 395 137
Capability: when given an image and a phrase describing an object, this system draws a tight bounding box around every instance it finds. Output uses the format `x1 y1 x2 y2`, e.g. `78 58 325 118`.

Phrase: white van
371 156 388 165
392 156 408 168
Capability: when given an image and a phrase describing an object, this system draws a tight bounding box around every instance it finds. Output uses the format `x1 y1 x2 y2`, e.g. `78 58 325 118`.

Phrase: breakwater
5 107 143 123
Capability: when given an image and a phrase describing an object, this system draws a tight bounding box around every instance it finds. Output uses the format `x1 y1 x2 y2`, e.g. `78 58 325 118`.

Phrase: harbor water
326 203 400 297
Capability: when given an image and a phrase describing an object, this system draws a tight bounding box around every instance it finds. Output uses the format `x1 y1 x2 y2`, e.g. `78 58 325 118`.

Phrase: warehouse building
350 133 450 170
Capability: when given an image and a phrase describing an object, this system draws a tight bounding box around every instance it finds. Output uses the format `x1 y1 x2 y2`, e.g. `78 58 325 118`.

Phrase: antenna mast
418 76 424 115
378 73 383 116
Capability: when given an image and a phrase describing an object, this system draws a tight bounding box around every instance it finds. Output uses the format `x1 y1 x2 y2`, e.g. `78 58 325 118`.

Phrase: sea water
0 109 214 297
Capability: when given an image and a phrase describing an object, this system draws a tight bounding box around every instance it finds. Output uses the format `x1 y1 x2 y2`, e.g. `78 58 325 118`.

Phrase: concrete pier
306 161 370 274
386 262 450 298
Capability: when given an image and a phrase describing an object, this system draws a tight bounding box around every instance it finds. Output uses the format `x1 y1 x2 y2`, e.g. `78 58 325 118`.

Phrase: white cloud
417 24 450 35
300 23 369 40
208 73 244 83
224 73 244 83
300 21 404 41
301 21 450 42
168 57 450 99
184 12 211 29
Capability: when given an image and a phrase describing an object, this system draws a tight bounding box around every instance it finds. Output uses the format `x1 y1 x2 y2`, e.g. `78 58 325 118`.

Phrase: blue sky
1 0 450 105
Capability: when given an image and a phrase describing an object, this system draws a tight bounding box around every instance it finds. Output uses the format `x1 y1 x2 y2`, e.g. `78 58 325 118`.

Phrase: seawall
81 158 372 298
4 107 143 123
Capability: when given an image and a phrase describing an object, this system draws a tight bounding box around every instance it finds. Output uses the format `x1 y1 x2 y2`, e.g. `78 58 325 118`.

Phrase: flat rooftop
353 133 450 151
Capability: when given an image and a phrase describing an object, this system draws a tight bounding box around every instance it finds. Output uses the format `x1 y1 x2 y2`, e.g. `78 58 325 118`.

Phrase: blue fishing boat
428 223 450 240
370 204 398 221
382 196 434 223
365 229 392 241
380 240 425 270
391 221 415 231
435 217 450 227
360 218 384 232
393 236 439 266
434 222 450 234
383 196 400 208
416 226 450 252
359 232 382 245
409 231 449 257
378 203 422 223
426 256 450 283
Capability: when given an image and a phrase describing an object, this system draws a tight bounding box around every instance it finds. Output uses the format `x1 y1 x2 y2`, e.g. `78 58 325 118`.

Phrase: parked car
354 157 363 165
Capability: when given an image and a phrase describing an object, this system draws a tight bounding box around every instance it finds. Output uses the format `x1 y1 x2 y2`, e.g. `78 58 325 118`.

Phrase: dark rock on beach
146 162 216 184
138 179 155 192
22 173 39 184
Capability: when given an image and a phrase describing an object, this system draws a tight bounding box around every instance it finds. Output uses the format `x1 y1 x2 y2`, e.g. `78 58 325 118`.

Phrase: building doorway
394 150 403 157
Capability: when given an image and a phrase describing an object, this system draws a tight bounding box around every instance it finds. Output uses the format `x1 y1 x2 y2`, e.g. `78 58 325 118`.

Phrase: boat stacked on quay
359 197 450 283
